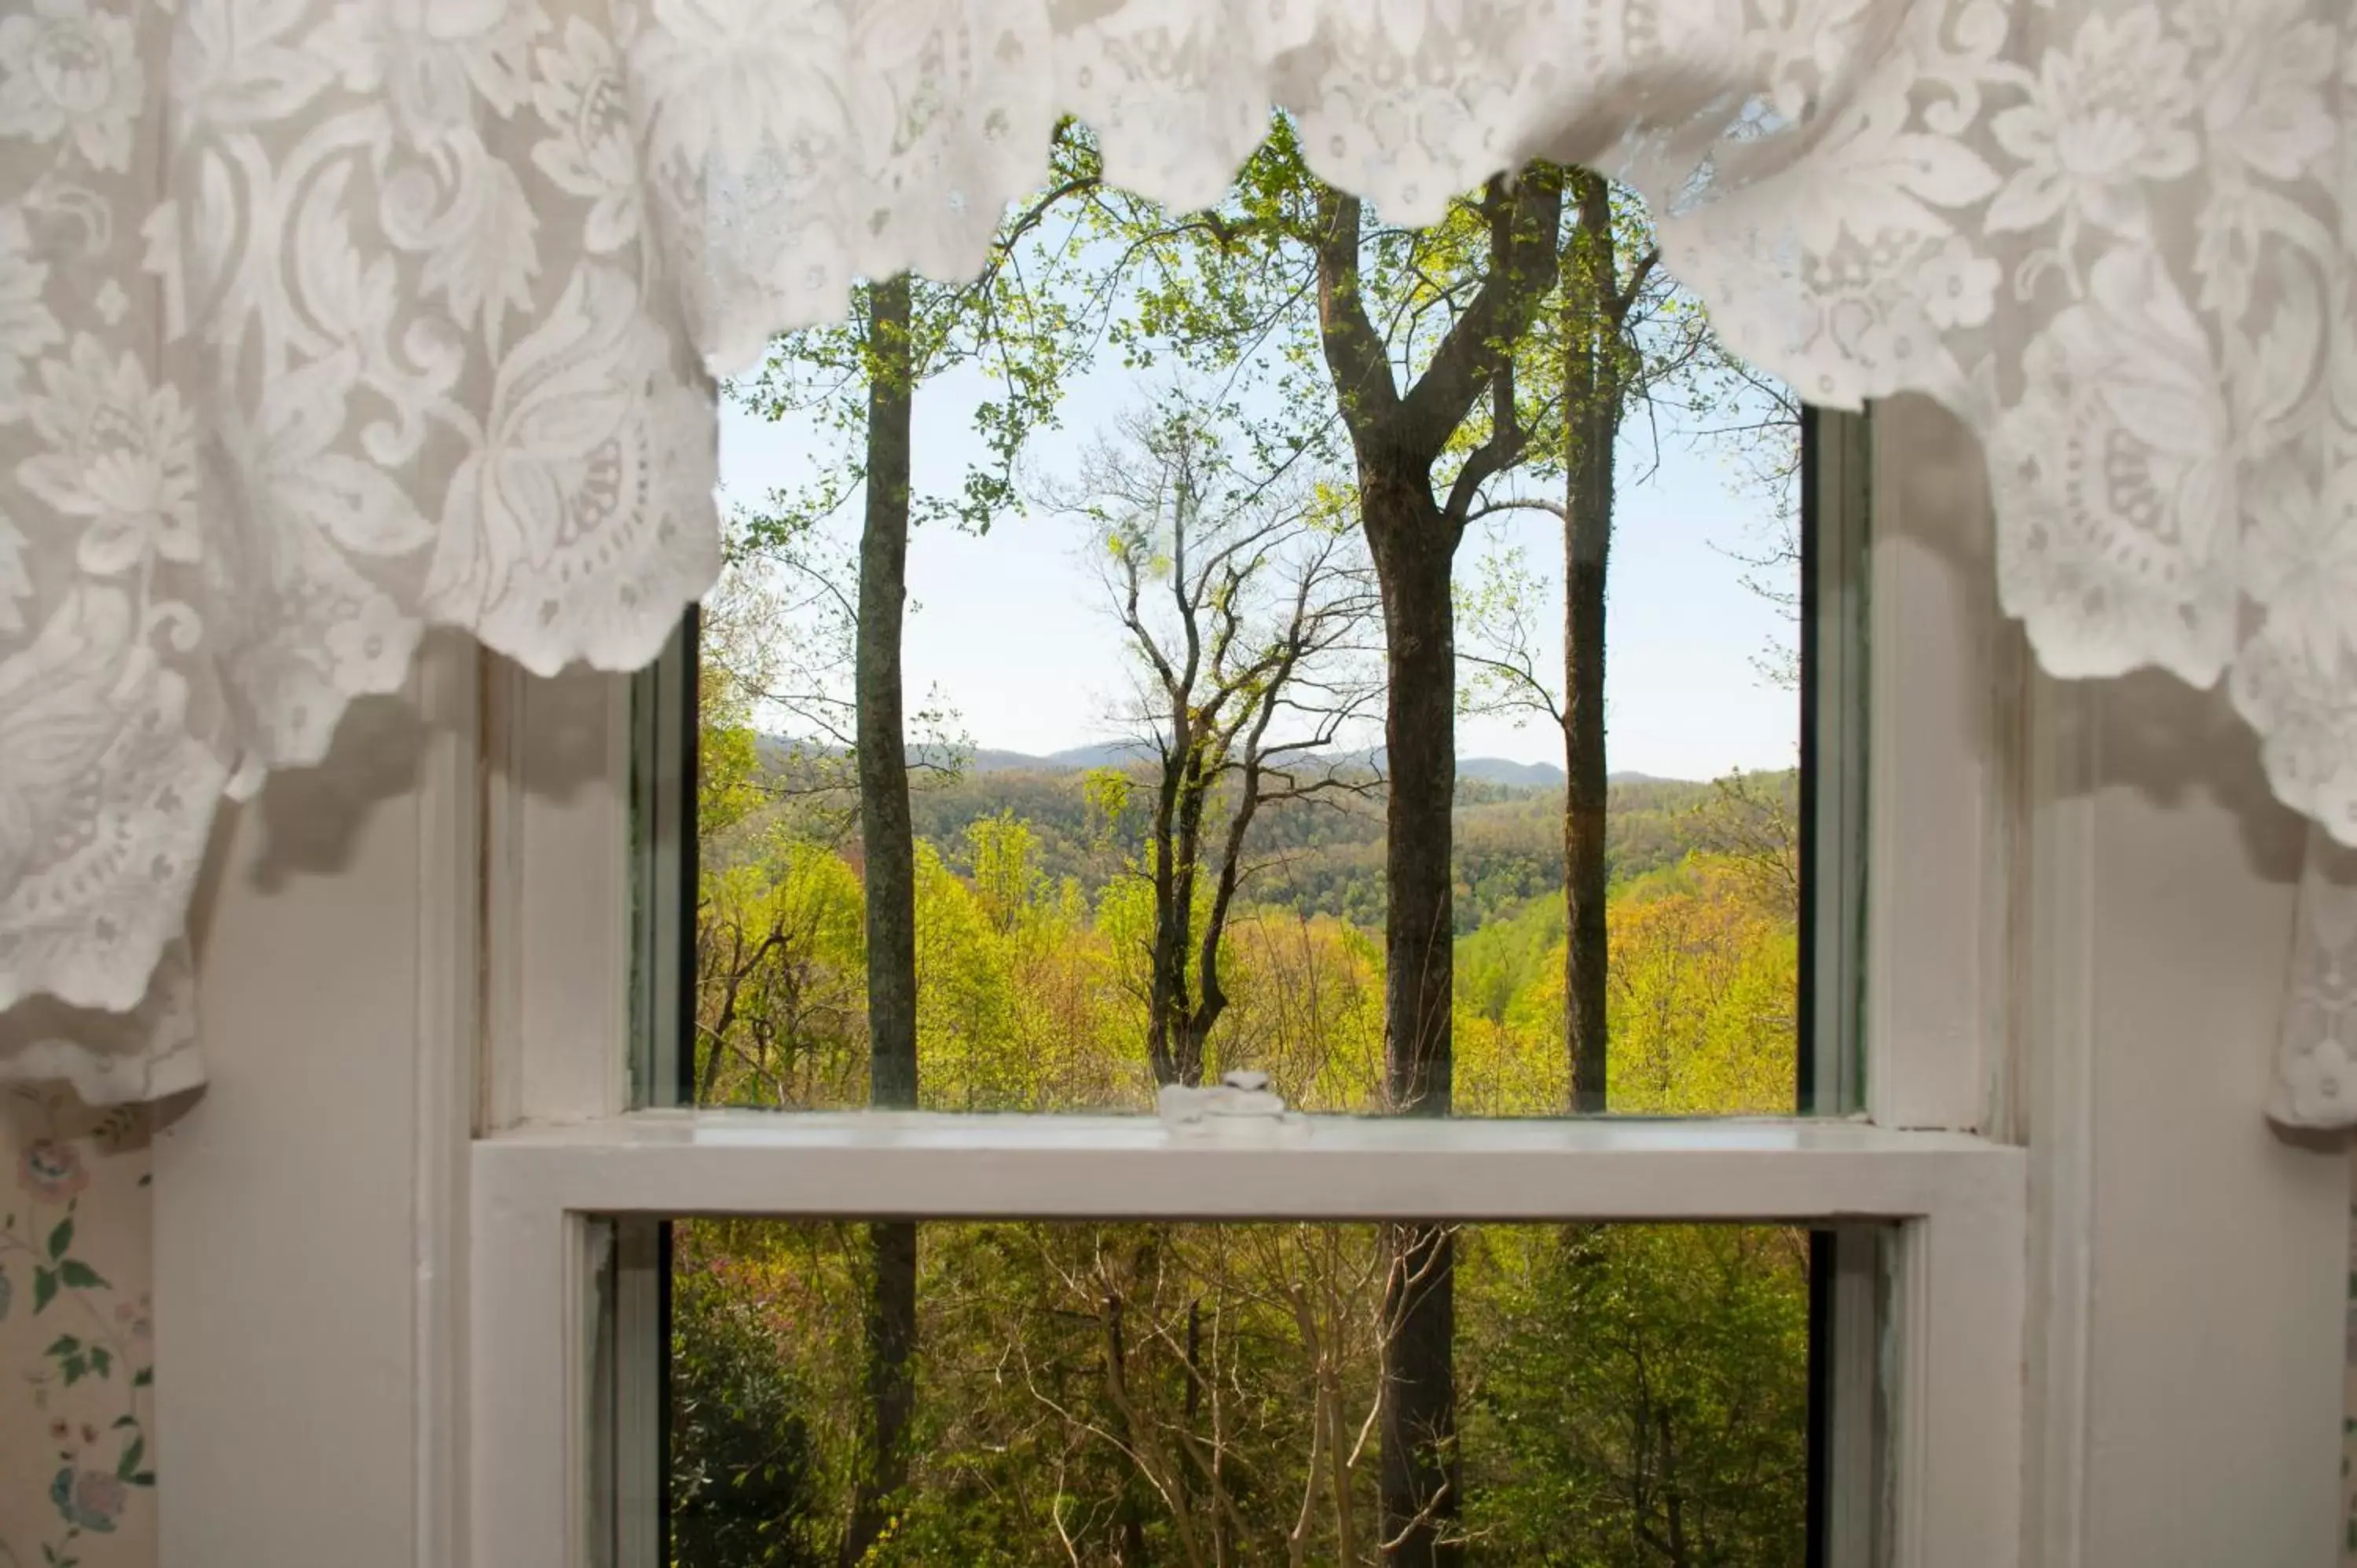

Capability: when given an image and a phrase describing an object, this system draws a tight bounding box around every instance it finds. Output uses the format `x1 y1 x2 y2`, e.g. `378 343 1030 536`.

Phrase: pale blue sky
719 329 1797 782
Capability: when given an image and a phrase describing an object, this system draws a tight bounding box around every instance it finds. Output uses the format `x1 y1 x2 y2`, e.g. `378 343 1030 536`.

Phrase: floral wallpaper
0 1090 154 1568
2346 1149 2357 1563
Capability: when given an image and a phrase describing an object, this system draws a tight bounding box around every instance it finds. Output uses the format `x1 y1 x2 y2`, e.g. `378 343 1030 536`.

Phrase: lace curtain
0 0 2352 1121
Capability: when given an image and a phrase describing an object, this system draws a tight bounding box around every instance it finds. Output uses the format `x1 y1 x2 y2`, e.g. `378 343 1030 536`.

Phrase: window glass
666 1218 1813 1567
681 119 1814 1119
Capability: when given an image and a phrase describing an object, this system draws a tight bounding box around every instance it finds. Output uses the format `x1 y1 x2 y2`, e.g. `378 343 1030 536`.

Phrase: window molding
2018 669 2099 1568
415 631 481 1568
629 616 697 1112
463 401 2033 1568
1803 404 1871 1117
1864 396 2019 1133
480 654 636 1131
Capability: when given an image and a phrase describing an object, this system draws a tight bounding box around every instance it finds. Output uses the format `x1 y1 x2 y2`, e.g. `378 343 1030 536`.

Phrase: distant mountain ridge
765 734 1679 789
741 733 1794 932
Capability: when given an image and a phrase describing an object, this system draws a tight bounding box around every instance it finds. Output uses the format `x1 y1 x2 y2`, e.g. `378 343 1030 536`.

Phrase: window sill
475 1109 2021 1222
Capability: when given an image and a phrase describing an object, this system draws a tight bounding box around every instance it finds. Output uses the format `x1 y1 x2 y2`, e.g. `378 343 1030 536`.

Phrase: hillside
764 735 1671 789
936 742 1582 788
742 741 1794 935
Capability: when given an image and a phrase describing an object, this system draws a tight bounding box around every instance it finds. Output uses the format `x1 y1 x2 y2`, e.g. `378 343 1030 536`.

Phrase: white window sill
476 1108 2021 1221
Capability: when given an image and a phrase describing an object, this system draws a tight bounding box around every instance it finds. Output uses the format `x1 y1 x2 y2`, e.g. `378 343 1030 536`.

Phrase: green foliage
1607 856 1799 1115
1467 1224 1810 1566
893 762 1787 935
732 119 1111 543
672 1211 1809 1567
671 1226 829 1568
1457 896 1566 1028
966 814 1044 936
692 761 1799 1119
693 841 868 1107
698 669 768 848
681 774 1810 1559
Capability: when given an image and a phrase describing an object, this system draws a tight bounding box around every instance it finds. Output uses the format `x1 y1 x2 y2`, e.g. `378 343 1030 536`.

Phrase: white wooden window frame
449 401 2034 1568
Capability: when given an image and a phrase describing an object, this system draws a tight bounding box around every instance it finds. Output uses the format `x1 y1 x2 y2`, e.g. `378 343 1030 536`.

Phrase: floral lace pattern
0 0 2352 1119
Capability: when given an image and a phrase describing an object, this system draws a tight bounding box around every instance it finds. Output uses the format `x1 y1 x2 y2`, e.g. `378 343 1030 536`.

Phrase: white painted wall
155 709 426 1564
2071 669 2348 1566
153 636 477 1568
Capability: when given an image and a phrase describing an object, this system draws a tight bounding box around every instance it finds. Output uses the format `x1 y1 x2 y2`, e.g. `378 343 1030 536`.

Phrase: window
469 146 2025 1568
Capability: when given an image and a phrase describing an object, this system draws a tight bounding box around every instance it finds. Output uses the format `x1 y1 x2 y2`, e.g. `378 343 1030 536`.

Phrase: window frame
456 403 2037 1568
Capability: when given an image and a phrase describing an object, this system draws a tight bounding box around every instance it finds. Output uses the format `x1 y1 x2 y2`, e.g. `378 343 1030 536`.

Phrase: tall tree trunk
1365 470 1461 1566
844 273 918 1568
1147 895 1188 1086
1177 1013 1215 1090
1169 776 1212 1087
1380 1221 1457 1567
847 1218 915 1564
1562 170 1621 1116
1309 163 1563 1568
1147 769 1212 1087
1370 476 1457 1120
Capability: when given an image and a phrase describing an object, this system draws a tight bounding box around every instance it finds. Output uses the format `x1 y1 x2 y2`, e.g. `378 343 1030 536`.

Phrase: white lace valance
2 0 2353 1121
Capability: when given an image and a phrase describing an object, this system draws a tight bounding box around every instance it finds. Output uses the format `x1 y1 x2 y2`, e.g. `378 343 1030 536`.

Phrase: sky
717 316 1798 784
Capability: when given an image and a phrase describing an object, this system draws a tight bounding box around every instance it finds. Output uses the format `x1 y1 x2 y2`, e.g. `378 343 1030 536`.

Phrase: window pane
665 1218 1814 1566
676 123 1829 1117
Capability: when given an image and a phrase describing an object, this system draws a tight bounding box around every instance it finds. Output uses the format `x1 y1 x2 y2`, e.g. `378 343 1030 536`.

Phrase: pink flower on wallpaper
49 1466 126 1532
17 1138 88 1203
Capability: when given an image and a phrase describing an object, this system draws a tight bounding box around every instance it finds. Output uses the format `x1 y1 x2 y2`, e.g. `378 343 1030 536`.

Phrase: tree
671 1229 828 1568
848 272 922 1566
1552 170 1657 1115
694 847 867 1108
677 779 1813 1561
1470 1222 1809 1567
692 581 868 1108
696 119 1816 1568
738 126 1109 1565
1120 123 1567 1562
1293 158 1564 1568
1695 365 1806 693
1453 172 1715 1115
1679 771 1801 918
1114 124 1568 1564
1062 400 1376 1086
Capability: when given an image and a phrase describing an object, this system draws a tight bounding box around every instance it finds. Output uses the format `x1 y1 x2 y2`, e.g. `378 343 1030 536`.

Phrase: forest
676 115 1808 1567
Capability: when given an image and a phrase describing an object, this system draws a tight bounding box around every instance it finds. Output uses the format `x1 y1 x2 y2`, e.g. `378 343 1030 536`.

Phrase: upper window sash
481 406 2014 1134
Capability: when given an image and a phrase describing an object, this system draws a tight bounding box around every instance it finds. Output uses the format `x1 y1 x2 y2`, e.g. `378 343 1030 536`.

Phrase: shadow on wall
244 687 432 893
2091 668 2306 888
244 636 623 894
1876 392 2305 885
